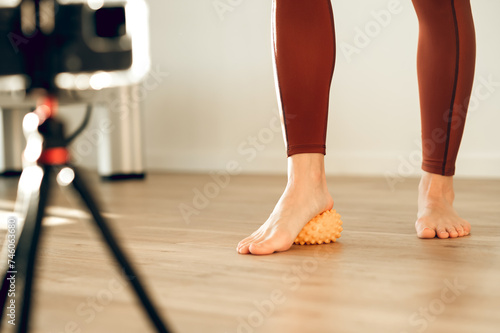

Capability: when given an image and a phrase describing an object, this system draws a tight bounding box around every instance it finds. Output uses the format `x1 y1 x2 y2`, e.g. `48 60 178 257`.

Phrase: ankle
288 170 326 186
419 172 455 201
287 153 327 186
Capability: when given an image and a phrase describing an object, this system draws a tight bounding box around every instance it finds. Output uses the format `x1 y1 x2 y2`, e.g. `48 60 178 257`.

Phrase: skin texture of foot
237 154 333 255
415 172 471 239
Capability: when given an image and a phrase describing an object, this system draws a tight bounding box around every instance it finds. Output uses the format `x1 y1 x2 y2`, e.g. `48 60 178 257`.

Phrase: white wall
143 0 500 178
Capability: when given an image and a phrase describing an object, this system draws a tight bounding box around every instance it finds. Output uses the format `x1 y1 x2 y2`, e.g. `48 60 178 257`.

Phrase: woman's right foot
237 154 333 255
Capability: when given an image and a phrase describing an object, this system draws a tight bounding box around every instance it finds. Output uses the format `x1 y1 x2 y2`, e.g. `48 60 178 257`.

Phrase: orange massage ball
294 209 343 245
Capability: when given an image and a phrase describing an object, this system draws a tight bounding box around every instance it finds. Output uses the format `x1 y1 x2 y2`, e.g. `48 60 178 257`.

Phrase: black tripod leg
0 165 51 333
17 166 51 333
69 167 171 333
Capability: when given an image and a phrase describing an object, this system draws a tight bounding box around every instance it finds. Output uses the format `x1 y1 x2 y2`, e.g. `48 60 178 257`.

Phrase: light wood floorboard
0 172 499 333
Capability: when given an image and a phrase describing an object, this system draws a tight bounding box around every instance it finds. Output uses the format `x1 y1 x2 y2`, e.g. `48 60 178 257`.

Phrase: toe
447 227 459 238
237 236 253 248
238 238 257 254
461 222 471 236
237 239 250 252
249 232 292 255
237 247 250 254
436 227 449 239
237 231 265 253
237 241 252 254
415 219 436 238
455 225 465 237
418 227 436 239
237 237 256 254
249 241 276 255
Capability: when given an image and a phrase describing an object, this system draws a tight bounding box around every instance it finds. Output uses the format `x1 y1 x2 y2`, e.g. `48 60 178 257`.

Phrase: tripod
0 97 171 333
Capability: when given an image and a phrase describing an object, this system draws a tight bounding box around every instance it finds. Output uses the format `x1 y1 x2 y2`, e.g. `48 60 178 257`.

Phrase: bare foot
415 172 471 239
237 154 333 255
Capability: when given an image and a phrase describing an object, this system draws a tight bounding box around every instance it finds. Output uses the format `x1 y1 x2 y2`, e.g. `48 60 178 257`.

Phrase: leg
411 0 476 238
0 165 50 332
237 0 335 255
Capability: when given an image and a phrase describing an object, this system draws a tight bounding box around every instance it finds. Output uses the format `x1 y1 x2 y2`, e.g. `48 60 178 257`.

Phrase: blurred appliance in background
0 107 27 176
0 85 146 179
95 83 146 180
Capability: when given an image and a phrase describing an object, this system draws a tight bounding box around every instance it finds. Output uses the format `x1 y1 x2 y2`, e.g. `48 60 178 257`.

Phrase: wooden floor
0 172 499 333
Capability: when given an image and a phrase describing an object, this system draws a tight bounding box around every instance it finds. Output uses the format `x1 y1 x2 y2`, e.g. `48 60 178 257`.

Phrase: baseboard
147 150 500 178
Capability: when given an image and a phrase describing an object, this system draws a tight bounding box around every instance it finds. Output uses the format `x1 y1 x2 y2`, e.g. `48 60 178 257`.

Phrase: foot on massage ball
294 209 343 245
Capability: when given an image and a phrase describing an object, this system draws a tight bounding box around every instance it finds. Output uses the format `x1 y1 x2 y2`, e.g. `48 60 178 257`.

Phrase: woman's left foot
415 172 471 239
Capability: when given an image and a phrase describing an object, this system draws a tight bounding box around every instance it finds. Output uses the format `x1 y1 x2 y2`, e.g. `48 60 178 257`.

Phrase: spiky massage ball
294 209 343 245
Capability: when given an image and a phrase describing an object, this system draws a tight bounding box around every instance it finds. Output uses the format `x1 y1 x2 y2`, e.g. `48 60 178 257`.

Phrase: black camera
0 0 150 102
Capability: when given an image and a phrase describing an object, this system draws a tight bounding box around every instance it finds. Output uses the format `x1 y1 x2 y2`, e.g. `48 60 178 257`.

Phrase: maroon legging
272 0 476 176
